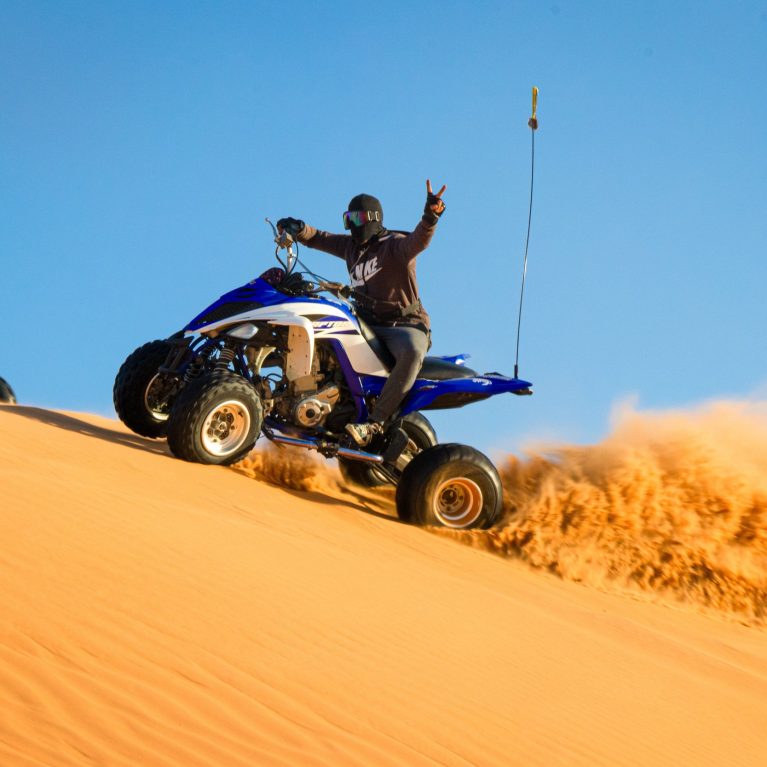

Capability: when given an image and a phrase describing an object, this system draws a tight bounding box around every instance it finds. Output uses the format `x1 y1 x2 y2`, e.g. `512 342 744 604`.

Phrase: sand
447 400 767 623
1 403 767 766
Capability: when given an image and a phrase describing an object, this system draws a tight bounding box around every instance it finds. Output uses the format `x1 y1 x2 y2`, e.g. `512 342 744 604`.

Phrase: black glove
424 193 446 220
276 217 305 236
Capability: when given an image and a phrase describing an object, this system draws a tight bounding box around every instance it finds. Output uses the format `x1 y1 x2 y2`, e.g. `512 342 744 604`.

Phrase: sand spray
236 398 767 623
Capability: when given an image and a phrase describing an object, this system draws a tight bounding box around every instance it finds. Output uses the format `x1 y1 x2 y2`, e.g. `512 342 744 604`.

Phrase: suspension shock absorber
183 356 205 383
214 343 236 372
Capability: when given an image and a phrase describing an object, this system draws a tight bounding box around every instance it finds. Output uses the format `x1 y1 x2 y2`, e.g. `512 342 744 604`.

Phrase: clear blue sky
2 1 766 454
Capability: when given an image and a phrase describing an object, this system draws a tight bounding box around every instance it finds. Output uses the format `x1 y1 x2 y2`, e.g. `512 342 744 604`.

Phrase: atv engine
268 341 352 430
293 384 340 426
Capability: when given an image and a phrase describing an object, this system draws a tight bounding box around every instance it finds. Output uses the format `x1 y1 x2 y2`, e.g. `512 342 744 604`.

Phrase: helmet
343 193 383 244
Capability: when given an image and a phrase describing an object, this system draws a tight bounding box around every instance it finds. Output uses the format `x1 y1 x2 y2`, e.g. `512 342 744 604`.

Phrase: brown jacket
296 215 439 330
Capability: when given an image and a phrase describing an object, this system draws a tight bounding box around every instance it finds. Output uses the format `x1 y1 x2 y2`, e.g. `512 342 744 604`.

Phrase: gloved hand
276 217 305 236
424 179 447 220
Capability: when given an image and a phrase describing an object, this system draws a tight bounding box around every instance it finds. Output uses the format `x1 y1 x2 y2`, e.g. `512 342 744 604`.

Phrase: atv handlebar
265 219 354 300
265 217 297 274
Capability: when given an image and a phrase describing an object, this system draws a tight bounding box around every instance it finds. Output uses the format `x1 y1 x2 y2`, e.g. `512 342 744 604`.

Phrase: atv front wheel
166 371 262 464
395 443 502 529
113 340 178 437
338 411 438 488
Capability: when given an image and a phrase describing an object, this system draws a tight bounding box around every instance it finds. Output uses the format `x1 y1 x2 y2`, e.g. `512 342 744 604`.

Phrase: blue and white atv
114 223 532 530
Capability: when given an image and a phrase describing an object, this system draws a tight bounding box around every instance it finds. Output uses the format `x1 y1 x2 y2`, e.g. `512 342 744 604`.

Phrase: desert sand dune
1 404 767 766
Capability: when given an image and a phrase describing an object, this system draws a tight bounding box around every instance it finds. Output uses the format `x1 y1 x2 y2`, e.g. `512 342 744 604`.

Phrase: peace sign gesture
425 179 447 218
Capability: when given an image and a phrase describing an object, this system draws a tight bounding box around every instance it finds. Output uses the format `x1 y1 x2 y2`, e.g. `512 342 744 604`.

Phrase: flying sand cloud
239 399 767 623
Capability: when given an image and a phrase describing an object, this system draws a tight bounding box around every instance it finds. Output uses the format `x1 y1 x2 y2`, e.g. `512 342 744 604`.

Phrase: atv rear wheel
395 443 502 529
338 412 437 488
113 340 178 437
166 371 262 465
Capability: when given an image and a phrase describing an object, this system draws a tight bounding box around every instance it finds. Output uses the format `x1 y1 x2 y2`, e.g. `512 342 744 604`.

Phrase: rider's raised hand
424 179 447 220
276 217 305 236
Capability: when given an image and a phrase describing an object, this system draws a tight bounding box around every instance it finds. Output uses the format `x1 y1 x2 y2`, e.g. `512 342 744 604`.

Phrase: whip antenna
514 86 538 379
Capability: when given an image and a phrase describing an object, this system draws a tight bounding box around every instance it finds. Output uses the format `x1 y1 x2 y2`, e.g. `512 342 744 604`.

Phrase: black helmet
343 193 383 244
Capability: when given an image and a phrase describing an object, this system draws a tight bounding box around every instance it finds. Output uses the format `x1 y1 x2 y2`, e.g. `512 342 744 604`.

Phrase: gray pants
369 325 430 423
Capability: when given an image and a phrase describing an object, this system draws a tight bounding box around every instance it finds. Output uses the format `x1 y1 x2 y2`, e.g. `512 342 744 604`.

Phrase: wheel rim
200 399 251 457
433 476 484 528
144 374 171 422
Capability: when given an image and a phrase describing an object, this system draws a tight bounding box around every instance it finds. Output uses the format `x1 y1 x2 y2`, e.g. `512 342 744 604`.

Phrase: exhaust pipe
270 434 383 464
337 446 384 464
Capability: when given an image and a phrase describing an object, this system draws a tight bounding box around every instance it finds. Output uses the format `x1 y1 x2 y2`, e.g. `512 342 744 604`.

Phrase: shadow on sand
228 464 400 523
283 486 397 523
2 404 398 522
0 404 170 457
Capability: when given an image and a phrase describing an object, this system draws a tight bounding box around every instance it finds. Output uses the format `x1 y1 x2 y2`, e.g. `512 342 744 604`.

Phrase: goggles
342 209 381 229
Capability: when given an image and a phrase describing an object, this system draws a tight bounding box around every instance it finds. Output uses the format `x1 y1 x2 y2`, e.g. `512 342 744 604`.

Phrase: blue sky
2 1 766 454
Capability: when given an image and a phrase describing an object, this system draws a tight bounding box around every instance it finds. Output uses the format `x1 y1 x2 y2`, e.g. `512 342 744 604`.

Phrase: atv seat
419 357 477 380
356 315 477 380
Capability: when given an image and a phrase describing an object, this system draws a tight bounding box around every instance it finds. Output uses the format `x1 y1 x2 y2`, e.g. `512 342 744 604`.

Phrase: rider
277 180 447 446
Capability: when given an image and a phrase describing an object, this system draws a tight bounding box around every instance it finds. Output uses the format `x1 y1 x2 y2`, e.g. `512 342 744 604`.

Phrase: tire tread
113 340 173 438
396 443 502 529
166 371 262 464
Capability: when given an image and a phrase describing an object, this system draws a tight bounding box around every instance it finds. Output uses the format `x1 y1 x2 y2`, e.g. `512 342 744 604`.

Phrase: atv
114 222 532 529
